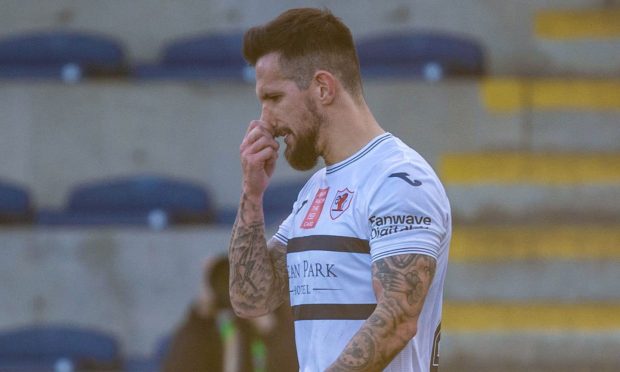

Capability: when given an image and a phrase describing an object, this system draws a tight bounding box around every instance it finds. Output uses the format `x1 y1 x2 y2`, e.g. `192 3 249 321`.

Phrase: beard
284 98 325 171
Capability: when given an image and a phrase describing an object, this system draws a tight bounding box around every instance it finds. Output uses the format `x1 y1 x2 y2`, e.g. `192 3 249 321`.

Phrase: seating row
0 30 485 83
0 323 167 372
0 175 303 228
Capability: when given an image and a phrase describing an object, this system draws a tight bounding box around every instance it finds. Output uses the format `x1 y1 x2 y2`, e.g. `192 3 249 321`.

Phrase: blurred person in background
229 7 451 372
162 255 298 372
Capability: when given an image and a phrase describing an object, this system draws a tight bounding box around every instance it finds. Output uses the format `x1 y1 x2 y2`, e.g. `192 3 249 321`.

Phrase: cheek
273 97 311 132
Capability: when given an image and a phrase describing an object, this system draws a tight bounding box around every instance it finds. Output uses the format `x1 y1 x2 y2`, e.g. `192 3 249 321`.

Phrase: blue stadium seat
0 30 127 81
36 174 214 227
213 206 239 225
214 179 306 226
0 324 122 371
0 179 32 224
133 31 254 82
263 179 307 226
123 333 172 372
356 31 485 81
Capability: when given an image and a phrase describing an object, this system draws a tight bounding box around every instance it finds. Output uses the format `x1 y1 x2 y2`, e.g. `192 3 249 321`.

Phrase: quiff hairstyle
243 8 363 98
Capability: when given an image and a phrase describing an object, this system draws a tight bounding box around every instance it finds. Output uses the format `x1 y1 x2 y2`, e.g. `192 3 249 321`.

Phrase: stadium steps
480 78 620 113
534 9 620 39
439 152 620 222
440 152 620 185
450 224 620 263
442 224 620 370
444 302 620 332
532 7 620 76
446 224 620 301
440 98 620 368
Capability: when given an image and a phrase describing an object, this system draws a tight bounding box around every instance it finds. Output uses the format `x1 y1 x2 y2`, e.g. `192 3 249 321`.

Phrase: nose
260 104 273 126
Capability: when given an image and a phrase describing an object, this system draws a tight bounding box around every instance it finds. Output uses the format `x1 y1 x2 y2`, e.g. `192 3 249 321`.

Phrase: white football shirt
274 133 451 372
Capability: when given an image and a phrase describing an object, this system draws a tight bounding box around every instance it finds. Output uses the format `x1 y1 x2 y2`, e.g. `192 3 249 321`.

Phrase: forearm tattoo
228 194 287 315
328 254 437 371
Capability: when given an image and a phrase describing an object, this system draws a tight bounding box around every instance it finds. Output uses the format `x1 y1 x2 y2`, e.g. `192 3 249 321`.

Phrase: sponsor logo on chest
300 188 329 229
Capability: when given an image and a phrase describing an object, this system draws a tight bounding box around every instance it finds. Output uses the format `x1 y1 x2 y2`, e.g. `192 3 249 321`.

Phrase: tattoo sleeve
228 193 289 317
327 254 437 371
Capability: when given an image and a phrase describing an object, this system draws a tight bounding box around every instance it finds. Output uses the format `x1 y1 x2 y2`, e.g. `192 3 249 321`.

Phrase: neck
318 97 385 166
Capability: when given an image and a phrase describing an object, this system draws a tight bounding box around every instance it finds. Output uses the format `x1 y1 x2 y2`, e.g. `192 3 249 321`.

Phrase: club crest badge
330 188 354 220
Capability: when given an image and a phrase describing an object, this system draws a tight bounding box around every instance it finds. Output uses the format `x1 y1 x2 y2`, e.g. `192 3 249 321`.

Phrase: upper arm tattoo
373 254 437 313
328 254 437 371
267 237 290 304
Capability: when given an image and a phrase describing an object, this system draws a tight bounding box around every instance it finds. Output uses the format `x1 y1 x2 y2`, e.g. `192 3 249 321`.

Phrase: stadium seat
355 31 485 81
36 174 214 228
0 179 32 224
0 30 127 81
133 31 254 82
0 324 122 371
123 333 172 372
263 179 307 226
213 178 307 226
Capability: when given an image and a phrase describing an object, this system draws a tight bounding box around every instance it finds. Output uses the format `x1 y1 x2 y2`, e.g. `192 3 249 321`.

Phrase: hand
239 120 280 199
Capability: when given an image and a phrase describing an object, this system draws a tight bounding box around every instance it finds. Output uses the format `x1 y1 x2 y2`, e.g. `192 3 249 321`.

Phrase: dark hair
205 256 231 310
243 8 363 97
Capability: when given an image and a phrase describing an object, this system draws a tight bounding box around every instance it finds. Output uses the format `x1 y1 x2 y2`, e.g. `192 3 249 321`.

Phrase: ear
313 70 336 105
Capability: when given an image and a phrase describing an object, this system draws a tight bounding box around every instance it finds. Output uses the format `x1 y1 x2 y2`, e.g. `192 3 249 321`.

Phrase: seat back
0 325 121 370
0 30 126 80
263 179 307 226
356 31 485 80
132 31 252 81
66 174 214 224
162 32 245 68
0 179 32 224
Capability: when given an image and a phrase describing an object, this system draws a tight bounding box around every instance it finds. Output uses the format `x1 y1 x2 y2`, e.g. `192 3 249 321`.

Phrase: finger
241 126 277 155
244 120 261 135
242 135 280 156
242 124 279 147
245 125 275 146
245 119 275 137
265 147 279 165
245 145 279 166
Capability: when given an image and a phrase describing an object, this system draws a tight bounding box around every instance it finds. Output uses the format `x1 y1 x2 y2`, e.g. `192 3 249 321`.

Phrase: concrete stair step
442 301 620 370
451 224 620 262
446 261 620 302
534 9 620 40
527 111 620 152
439 152 620 185
481 78 620 113
446 185 620 222
442 331 620 371
444 301 620 332
439 152 620 221
447 224 620 300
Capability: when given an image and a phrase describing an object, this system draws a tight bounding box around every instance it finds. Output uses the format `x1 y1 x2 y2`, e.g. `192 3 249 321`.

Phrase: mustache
273 128 291 138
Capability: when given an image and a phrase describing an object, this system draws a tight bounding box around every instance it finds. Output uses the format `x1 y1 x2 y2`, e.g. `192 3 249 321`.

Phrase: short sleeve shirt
274 133 451 372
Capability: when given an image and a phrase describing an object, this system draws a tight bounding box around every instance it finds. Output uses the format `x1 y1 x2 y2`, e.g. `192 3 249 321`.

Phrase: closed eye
262 93 282 103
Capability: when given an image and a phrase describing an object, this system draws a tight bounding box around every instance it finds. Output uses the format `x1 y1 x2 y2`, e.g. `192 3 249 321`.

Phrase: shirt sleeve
273 209 293 245
273 189 310 245
367 168 448 263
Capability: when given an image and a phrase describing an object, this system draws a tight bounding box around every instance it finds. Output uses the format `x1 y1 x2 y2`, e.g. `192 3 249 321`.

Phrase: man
163 256 298 371
228 8 451 372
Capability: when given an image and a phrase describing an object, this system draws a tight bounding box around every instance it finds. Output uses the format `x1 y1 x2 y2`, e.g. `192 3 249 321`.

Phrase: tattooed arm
228 195 289 317
326 254 437 371
228 119 289 318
